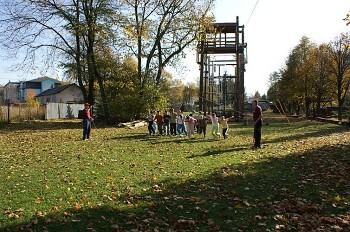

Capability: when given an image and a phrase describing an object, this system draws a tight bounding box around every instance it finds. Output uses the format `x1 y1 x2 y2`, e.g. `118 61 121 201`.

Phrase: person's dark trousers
148 121 155 135
157 123 163 135
254 121 262 148
201 127 206 138
170 123 177 135
196 124 201 134
222 128 228 139
83 119 91 140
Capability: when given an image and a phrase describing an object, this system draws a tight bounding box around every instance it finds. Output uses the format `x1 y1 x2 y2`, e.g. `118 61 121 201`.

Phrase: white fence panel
46 103 84 120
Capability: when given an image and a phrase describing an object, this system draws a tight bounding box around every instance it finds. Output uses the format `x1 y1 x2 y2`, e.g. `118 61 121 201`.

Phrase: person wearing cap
82 103 92 140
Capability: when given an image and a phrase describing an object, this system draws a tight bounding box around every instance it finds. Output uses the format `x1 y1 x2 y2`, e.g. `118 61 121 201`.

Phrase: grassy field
0 113 349 231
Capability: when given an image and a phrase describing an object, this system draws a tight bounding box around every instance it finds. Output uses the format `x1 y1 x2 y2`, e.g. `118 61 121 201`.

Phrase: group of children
147 109 229 141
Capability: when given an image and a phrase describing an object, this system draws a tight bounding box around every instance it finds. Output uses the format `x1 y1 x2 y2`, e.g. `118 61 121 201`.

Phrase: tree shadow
108 133 149 141
188 146 248 158
0 120 83 131
0 120 125 132
265 123 350 144
4 143 349 231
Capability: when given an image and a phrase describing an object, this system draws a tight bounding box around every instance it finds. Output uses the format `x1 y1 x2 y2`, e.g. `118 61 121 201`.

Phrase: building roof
36 84 78 97
27 76 61 83
4 81 20 86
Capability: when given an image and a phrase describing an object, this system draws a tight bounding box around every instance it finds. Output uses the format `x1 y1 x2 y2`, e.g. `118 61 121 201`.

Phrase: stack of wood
118 120 147 129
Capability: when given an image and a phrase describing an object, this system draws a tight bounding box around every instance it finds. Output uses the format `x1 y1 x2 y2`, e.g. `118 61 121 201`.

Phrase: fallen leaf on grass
8 213 20 219
187 196 203 204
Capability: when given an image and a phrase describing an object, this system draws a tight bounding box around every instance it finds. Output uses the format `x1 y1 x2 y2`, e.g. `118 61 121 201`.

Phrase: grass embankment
0 113 349 231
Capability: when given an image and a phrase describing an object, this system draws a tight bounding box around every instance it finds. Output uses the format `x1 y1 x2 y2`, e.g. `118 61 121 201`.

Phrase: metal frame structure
197 16 247 118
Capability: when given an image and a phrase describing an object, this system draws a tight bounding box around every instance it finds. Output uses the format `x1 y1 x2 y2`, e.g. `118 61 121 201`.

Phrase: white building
35 84 84 104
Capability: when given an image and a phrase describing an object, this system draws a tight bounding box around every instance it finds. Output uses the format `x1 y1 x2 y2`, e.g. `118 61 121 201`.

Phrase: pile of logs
118 120 147 129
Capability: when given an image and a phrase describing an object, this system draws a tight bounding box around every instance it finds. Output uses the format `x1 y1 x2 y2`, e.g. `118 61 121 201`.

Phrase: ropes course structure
197 16 247 120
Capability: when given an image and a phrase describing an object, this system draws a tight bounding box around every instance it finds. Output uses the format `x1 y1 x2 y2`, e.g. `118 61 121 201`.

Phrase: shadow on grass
188 146 248 158
0 120 121 131
108 133 220 145
109 133 149 141
0 120 82 131
235 120 350 146
3 143 349 231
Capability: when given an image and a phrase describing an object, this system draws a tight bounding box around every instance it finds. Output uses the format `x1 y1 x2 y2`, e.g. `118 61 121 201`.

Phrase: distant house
3 77 62 103
0 84 4 105
19 77 61 102
36 84 84 104
3 81 20 104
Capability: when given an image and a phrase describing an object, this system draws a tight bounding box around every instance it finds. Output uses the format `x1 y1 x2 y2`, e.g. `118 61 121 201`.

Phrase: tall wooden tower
197 16 247 119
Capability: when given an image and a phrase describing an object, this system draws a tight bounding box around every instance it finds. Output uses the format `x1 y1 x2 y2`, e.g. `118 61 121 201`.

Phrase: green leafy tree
267 71 282 103
254 91 261 100
307 44 334 117
99 55 169 122
0 0 119 120
167 79 186 109
278 36 316 115
183 82 199 110
120 0 215 91
328 33 350 120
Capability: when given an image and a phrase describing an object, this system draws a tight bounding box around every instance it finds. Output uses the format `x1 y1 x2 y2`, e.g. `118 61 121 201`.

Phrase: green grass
0 114 349 231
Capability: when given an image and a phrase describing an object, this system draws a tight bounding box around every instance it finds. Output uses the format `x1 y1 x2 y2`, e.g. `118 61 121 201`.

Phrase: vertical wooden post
7 102 10 123
203 66 207 115
199 41 204 113
234 16 241 119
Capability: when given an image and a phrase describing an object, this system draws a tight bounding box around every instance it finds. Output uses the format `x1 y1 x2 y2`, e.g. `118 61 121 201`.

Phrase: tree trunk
305 97 310 118
337 72 343 121
316 94 321 117
74 0 87 102
338 97 343 121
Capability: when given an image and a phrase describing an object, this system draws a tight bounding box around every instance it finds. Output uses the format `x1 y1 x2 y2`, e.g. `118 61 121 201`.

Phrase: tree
101 55 140 122
307 44 333 117
328 33 350 120
183 82 199 109
120 0 214 92
290 36 316 117
167 79 186 108
254 91 261 100
267 71 282 103
0 0 119 119
278 36 316 116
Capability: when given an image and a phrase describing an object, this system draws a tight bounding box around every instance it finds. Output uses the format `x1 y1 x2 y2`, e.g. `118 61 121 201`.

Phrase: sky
179 0 350 95
1 0 350 96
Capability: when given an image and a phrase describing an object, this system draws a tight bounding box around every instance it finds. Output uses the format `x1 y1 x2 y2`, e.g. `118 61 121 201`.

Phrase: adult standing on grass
82 102 93 140
252 100 263 149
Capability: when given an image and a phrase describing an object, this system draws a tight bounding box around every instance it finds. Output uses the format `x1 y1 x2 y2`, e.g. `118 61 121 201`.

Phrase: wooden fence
0 104 46 123
0 103 84 122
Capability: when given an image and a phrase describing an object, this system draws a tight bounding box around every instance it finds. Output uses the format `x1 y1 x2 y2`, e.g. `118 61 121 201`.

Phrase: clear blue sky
180 0 350 96
1 0 350 97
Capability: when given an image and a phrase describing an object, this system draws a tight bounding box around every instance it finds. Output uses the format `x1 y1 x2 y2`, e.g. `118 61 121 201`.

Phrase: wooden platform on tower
197 16 247 119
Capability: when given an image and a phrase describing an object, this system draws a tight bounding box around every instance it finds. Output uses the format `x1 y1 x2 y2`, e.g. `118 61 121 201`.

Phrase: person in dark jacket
82 103 92 140
252 100 263 148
